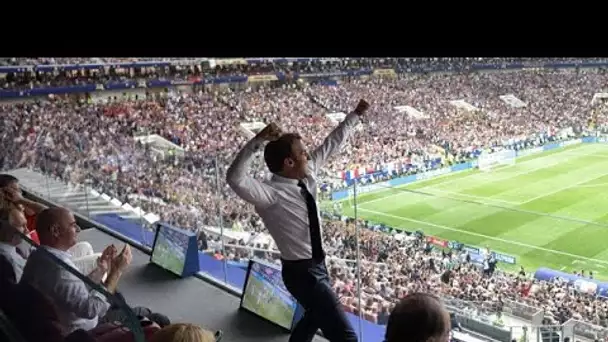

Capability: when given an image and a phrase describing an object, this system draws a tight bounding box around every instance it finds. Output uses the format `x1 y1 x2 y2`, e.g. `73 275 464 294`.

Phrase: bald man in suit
21 207 132 333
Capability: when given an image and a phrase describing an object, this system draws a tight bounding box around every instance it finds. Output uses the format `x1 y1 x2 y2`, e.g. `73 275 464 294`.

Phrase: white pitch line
560 151 608 159
574 182 608 189
356 207 608 265
357 145 592 207
426 144 592 189
422 188 519 205
518 169 608 205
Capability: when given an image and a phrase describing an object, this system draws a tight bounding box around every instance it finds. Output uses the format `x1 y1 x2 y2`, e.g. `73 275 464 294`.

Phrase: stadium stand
2 57 608 341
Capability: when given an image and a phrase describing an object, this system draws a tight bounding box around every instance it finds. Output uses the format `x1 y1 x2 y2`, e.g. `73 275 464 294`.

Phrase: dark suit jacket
0 281 94 342
0 253 17 286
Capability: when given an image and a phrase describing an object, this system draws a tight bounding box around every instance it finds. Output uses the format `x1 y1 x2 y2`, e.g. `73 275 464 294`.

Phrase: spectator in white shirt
20 207 133 333
227 99 369 342
0 208 27 283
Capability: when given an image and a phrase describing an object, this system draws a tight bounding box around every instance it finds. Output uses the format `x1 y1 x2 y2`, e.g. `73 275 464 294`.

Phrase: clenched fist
354 99 370 116
256 122 283 142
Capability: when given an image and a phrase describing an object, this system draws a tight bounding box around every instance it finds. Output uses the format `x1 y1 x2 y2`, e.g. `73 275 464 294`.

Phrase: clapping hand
111 244 133 272
97 244 117 273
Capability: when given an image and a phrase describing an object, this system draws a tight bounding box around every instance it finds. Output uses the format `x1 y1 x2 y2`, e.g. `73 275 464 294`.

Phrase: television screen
240 259 299 330
150 223 189 276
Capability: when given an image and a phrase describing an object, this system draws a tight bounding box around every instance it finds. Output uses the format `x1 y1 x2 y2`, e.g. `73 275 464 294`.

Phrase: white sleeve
309 112 360 174
226 137 277 208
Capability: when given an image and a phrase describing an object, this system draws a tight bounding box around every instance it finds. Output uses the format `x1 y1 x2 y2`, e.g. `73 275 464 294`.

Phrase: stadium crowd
3 57 608 92
2 57 608 337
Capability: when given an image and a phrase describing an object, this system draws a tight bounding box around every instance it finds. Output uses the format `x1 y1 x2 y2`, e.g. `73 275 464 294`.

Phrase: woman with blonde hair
150 324 217 342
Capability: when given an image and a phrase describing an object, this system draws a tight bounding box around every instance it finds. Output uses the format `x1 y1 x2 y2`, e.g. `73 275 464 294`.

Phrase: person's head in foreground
385 293 450 342
150 323 216 342
264 132 310 180
35 207 80 251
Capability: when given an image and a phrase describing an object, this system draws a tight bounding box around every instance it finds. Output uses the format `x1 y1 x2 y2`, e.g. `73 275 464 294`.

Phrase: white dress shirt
227 112 360 260
20 245 111 333
0 241 26 282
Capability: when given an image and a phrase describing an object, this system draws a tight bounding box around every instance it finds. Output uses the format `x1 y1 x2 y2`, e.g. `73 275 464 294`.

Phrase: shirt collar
40 245 72 261
271 173 300 185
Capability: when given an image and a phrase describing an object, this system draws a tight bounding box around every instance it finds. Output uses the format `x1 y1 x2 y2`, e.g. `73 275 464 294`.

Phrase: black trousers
281 258 357 342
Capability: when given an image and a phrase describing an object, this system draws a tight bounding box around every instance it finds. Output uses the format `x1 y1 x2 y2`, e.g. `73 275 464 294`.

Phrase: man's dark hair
0 174 18 188
385 293 448 342
263 133 301 174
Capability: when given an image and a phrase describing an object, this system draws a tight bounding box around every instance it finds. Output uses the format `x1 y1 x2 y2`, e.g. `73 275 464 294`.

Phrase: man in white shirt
20 207 132 333
0 208 27 283
227 99 369 342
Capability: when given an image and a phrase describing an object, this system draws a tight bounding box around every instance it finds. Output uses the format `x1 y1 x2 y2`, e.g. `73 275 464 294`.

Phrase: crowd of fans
3 57 608 92
2 58 608 337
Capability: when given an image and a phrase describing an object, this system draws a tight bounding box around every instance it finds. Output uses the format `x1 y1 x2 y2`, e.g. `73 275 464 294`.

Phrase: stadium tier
2 57 608 342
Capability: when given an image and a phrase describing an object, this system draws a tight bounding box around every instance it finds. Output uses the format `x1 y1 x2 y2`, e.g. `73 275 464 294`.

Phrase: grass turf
337 143 608 279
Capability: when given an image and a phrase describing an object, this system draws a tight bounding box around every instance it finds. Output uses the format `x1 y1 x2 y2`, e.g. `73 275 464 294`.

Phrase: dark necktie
298 180 325 261
15 246 28 260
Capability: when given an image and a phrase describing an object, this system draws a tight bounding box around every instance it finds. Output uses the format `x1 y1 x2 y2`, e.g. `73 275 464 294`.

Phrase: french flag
346 170 356 180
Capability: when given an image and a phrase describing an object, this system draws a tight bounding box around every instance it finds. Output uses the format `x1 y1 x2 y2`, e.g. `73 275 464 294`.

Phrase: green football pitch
337 143 608 279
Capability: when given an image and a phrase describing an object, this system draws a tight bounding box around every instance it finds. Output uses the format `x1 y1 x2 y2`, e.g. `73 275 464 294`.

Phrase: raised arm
2 187 47 215
309 99 370 173
226 123 282 208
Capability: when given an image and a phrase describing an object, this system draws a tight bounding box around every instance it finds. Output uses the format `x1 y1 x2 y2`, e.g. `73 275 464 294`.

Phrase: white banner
499 94 527 108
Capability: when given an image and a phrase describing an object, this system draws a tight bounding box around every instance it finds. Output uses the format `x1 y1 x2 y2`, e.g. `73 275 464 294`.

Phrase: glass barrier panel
214 152 229 286
82 178 92 218
320 172 368 340
41 149 60 208
195 150 228 285
15 230 146 342
222 244 281 266
563 318 608 341
215 146 251 289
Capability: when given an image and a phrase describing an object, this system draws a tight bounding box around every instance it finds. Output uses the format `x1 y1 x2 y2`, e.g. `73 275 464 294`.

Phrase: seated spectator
385 293 450 342
0 174 47 232
150 323 216 342
0 280 95 342
20 207 132 333
0 208 27 283
1 175 103 272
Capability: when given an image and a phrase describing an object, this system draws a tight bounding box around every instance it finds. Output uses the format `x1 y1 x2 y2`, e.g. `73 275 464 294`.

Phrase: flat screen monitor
150 222 199 277
239 259 303 331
